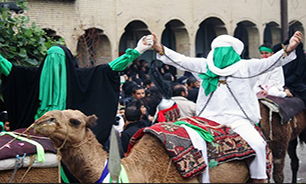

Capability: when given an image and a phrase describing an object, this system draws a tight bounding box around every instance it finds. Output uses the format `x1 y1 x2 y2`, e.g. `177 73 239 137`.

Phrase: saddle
128 116 273 179
0 128 56 161
260 95 305 124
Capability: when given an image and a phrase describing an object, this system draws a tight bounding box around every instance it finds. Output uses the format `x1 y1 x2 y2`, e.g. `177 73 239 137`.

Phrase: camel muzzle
33 118 57 135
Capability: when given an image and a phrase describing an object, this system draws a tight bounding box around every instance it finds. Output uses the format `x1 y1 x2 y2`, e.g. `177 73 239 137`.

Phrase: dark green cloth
0 54 12 76
198 47 241 96
36 46 67 119
109 48 140 71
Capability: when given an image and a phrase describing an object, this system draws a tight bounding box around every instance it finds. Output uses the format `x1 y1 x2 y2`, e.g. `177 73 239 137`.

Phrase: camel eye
70 118 81 127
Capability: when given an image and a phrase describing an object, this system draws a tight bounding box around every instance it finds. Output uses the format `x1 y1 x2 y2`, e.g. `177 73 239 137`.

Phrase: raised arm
152 33 207 73
246 31 303 76
0 54 12 76
108 35 153 71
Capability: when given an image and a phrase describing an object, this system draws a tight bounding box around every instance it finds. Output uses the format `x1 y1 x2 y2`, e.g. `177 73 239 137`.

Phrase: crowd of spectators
114 58 201 153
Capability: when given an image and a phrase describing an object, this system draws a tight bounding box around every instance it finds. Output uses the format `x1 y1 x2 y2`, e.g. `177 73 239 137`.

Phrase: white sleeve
156 46 207 73
266 67 285 90
268 86 287 98
245 49 296 77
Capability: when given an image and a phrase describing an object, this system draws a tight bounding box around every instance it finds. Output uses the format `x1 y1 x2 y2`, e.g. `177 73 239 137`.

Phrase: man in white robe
151 31 302 183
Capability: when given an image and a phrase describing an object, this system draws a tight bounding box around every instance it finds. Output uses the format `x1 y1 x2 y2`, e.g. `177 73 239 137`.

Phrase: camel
33 109 251 183
259 101 306 183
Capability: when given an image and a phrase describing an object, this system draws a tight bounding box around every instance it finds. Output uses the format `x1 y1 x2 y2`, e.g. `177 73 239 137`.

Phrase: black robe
273 41 306 105
1 45 120 145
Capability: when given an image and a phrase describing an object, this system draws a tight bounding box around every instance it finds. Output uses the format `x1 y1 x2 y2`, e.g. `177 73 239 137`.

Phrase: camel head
34 109 98 148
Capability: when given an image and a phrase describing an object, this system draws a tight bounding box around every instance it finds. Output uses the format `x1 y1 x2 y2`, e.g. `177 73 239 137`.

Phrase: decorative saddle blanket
260 95 305 124
127 116 273 179
0 128 56 161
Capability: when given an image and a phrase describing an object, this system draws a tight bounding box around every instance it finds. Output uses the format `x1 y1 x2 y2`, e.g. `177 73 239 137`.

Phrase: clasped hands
134 33 163 54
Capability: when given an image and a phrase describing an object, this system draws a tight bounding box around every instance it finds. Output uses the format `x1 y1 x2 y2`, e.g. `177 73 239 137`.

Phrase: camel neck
60 131 108 183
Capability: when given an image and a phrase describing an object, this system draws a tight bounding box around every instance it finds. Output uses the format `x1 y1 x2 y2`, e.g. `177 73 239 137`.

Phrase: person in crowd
143 78 154 96
120 80 138 106
149 61 181 123
254 42 293 98
186 76 200 103
172 84 197 117
140 86 163 119
126 85 146 107
151 31 302 183
0 111 10 132
135 98 152 125
114 103 126 133
176 76 188 86
120 105 150 153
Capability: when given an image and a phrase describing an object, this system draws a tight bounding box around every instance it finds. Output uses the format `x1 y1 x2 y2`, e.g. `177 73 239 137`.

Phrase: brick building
26 0 306 72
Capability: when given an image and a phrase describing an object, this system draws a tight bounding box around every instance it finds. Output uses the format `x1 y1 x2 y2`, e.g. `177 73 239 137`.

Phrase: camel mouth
34 118 57 135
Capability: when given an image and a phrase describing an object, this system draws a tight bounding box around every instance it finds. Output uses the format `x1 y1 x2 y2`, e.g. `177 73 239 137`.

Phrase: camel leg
288 138 299 183
270 141 287 183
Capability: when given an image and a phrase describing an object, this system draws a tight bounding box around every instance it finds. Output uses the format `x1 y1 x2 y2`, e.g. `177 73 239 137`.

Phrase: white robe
157 46 296 179
157 47 296 125
254 67 287 97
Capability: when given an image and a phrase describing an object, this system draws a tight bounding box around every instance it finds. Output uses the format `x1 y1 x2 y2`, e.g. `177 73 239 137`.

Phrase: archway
289 20 304 38
195 17 227 57
263 22 281 45
119 20 152 62
77 28 111 67
161 19 189 76
234 21 259 59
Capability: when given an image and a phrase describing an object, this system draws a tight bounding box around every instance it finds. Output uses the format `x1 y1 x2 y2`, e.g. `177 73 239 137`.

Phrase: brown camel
34 109 251 183
259 101 306 183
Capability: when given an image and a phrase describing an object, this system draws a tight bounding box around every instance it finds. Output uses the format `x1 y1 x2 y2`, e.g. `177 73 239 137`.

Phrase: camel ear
86 114 98 128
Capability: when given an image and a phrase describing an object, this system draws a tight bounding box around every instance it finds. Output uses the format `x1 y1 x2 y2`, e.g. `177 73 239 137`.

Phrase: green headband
259 46 273 53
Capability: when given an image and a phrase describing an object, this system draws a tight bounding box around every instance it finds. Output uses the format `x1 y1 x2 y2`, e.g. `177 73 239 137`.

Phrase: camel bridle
55 123 90 183
56 124 69 184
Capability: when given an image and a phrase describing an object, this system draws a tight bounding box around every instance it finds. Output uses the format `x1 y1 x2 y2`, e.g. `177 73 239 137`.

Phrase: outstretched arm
152 33 207 73
0 54 12 76
246 31 303 76
108 35 153 71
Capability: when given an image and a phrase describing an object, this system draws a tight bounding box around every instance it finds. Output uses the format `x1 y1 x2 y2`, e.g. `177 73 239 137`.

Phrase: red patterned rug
128 116 273 179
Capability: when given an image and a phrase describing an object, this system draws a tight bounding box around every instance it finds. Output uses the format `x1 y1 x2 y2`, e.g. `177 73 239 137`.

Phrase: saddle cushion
128 122 206 178
260 96 305 124
128 117 265 178
182 116 273 179
0 128 56 160
178 117 256 164
128 116 273 179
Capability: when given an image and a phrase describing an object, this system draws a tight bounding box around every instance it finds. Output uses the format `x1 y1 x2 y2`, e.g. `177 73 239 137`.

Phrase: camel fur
34 109 250 183
0 167 58 183
259 102 306 183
